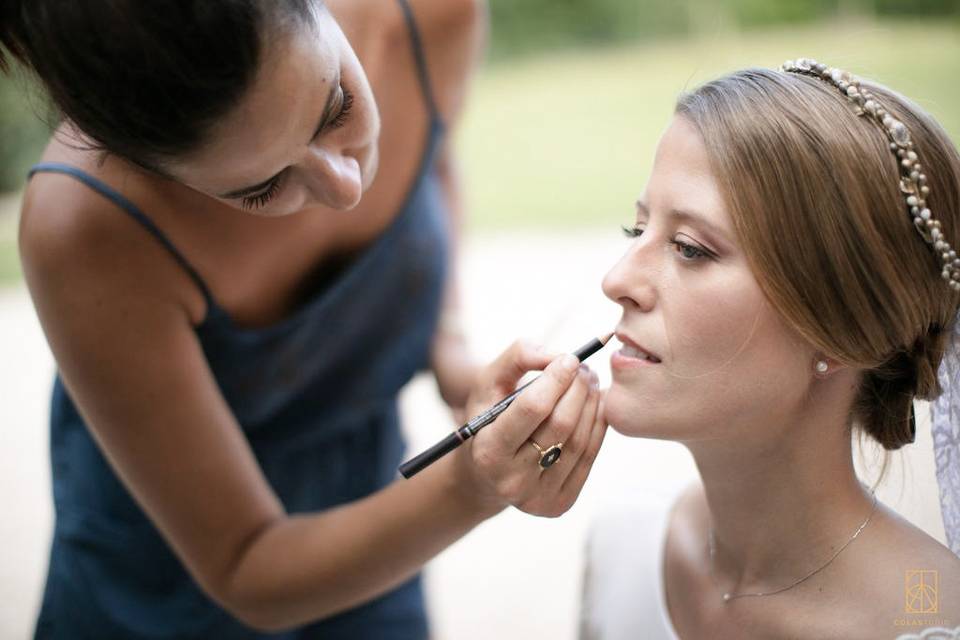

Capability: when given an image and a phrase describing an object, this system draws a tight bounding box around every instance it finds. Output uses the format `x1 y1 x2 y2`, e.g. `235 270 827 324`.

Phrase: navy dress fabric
29 3 448 637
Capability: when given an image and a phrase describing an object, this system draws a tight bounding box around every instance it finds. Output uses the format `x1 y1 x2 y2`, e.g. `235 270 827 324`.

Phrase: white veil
932 312 960 557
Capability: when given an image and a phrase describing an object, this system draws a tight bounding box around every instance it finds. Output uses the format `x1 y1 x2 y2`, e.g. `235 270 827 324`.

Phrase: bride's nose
602 243 658 313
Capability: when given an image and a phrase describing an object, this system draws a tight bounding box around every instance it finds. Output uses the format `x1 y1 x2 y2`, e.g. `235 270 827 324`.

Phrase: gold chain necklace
707 491 878 603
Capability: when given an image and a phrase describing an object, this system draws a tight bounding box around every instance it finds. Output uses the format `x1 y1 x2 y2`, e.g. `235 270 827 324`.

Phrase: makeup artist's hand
455 341 608 518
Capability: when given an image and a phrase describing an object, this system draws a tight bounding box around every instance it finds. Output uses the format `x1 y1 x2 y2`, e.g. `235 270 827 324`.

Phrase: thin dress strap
28 162 216 307
396 0 443 126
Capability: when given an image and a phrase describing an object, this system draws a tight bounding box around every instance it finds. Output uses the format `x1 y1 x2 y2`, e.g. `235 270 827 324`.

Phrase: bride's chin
603 389 656 438
603 387 681 440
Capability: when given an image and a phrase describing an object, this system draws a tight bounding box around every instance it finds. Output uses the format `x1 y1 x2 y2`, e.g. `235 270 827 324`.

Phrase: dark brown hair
0 1 320 170
676 67 960 450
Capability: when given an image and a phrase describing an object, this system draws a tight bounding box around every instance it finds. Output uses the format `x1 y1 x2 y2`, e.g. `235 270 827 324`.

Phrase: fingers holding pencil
522 369 602 517
461 348 583 510
522 364 596 462
557 389 608 508
464 341 578 454
401 332 612 516
482 339 558 395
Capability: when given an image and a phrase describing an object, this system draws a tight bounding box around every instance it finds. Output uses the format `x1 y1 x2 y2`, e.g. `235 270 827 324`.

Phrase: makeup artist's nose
602 245 657 312
302 146 364 210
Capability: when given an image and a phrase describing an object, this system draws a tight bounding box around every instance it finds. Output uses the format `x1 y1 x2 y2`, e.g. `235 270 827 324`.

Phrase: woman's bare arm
418 0 488 411
19 172 596 631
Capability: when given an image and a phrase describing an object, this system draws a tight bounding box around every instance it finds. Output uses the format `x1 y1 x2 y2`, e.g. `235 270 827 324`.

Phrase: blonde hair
676 67 960 450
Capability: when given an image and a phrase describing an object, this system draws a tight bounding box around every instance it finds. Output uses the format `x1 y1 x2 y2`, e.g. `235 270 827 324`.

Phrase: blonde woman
580 61 960 638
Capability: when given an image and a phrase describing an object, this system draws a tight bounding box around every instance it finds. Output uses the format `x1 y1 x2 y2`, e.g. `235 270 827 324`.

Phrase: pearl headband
783 59 960 567
781 58 960 292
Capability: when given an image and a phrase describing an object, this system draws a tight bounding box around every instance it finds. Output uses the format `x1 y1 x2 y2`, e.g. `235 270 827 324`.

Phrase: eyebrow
635 200 733 247
218 71 342 199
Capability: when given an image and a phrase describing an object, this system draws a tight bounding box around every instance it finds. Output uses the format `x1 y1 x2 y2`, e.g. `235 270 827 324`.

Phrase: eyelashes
241 174 284 210
621 224 712 262
328 88 354 129
240 86 356 210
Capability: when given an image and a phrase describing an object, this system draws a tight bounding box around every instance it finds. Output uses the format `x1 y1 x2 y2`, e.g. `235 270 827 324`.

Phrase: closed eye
240 173 284 210
327 87 354 130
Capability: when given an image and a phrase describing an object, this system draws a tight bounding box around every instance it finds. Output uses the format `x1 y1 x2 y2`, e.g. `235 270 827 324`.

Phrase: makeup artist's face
167 8 381 217
601 116 818 443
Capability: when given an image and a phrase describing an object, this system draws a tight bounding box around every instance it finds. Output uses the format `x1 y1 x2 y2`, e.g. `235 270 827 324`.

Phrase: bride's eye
621 224 644 238
622 224 713 263
671 239 709 261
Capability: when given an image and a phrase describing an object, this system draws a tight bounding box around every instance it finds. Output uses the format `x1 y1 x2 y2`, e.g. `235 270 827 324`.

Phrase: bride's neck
686 419 874 592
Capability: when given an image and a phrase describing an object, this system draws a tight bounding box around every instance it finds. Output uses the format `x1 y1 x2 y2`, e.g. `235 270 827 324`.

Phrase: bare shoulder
870 504 960 588
832 504 960 637
21 165 117 263
405 0 487 123
407 0 486 34
340 0 484 53
663 480 710 563
332 0 484 126
20 166 134 303
19 158 202 328
881 506 960 603
671 481 709 529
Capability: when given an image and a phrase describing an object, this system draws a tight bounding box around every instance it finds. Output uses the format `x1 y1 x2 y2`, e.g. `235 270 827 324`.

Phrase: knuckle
553 413 578 438
583 448 600 466
575 370 591 389
473 444 498 472
518 394 552 421
515 338 537 356
547 364 572 386
565 430 585 455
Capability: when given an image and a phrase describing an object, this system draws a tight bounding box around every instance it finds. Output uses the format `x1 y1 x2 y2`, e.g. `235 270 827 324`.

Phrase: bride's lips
611 332 662 370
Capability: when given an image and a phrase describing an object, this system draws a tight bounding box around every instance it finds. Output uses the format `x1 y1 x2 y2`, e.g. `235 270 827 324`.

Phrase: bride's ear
812 355 845 378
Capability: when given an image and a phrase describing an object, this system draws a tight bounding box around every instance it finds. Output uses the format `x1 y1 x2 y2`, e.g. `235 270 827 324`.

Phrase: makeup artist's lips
611 332 661 370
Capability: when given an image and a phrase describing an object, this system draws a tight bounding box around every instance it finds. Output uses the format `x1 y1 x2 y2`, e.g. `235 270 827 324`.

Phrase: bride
580 60 960 639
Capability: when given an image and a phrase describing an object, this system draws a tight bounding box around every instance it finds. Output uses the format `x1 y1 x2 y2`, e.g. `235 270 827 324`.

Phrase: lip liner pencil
399 332 614 479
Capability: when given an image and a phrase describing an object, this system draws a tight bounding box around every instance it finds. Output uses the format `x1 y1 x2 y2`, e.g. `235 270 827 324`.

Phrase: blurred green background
1 0 958 285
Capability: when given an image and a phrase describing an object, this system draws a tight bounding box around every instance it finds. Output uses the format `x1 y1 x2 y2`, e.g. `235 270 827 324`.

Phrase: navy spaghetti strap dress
29 2 447 637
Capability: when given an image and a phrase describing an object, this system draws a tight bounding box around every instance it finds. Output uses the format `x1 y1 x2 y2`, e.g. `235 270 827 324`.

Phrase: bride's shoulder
866 502 960 582
835 502 960 635
665 481 709 542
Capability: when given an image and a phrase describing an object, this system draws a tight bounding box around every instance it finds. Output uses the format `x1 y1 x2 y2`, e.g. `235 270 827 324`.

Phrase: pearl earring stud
816 360 829 373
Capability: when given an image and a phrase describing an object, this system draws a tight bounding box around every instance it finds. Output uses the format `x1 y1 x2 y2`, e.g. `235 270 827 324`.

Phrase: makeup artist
2 1 607 638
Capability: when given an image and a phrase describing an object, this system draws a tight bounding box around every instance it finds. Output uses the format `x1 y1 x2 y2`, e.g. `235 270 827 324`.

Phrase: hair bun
856 327 949 450
858 363 917 451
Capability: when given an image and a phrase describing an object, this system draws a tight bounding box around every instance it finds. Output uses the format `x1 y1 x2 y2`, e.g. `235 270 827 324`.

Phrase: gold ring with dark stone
529 439 563 469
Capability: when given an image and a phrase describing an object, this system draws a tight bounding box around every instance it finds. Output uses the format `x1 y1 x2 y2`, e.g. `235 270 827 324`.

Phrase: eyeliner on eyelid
620 224 712 261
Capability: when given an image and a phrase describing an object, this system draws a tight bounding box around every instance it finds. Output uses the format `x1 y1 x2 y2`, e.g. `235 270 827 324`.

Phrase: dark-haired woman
2 2 606 637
